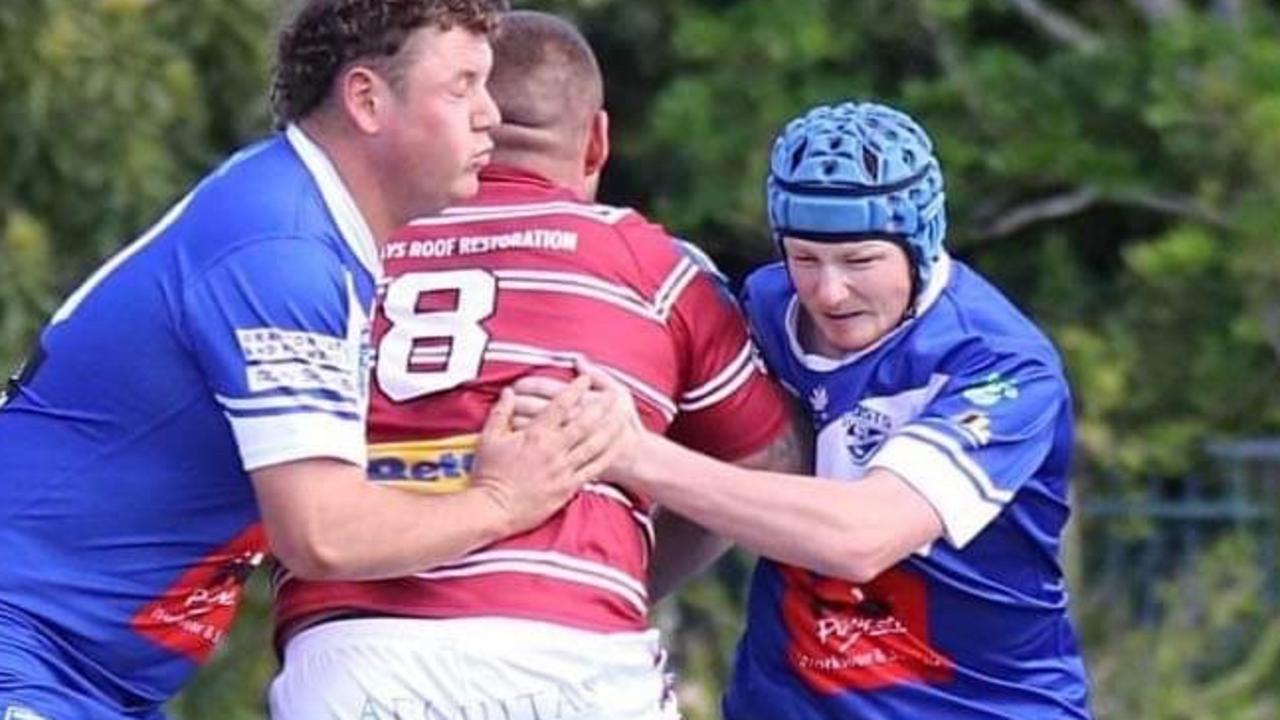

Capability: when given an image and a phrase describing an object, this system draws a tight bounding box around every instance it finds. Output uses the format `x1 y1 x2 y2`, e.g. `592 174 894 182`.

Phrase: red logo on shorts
131 524 266 663
779 564 953 694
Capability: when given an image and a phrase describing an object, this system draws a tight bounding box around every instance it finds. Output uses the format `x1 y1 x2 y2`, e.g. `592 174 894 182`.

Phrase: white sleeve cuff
868 425 1010 548
227 411 367 471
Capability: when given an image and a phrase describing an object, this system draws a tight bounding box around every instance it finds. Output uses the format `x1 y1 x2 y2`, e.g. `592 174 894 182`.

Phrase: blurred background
3 0 1280 717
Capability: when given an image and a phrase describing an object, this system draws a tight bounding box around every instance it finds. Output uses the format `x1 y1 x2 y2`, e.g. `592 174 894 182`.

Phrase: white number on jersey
376 269 497 402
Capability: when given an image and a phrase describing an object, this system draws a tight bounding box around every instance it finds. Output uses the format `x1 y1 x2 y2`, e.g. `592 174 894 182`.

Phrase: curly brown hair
272 0 508 124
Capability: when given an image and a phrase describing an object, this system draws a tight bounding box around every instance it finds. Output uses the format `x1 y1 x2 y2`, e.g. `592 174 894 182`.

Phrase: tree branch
1006 0 1103 53
1128 0 1188 24
914 0 986 118
973 187 1100 240
1211 0 1244 29
971 186 1232 242
1109 189 1233 230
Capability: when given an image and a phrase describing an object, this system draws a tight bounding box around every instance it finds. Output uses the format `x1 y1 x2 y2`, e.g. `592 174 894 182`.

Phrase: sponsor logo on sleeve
953 410 993 447
961 373 1019 407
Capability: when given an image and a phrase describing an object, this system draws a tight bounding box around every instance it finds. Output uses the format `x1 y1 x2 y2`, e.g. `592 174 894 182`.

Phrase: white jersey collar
785 251 953 373
286 124 384 282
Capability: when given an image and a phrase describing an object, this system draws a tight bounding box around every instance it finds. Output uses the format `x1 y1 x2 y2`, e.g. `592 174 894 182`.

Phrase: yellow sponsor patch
367 435 478 495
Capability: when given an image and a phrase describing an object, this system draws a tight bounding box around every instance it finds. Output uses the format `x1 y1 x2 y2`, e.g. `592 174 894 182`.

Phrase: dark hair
272 0 508 123
487 10 602 132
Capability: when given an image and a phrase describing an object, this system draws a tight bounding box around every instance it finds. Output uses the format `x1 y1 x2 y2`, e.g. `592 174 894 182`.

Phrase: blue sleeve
181 238 370 472
869 348 1068 548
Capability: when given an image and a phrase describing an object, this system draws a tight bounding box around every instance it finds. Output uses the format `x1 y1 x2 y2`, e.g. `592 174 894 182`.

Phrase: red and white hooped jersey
274 165 790 637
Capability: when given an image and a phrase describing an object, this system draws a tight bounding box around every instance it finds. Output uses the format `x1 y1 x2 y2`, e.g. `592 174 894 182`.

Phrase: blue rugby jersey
0 126 380 717
725 254 1091 719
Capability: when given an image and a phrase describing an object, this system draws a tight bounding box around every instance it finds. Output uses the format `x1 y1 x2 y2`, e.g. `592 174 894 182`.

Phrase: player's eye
449 76 475 97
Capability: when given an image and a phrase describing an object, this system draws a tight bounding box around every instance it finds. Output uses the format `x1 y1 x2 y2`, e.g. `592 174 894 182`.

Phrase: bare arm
647 510 731 602
253 457 511 581
621 433 943 583
510 374 939 582
648 409 812 600
253 377 628 580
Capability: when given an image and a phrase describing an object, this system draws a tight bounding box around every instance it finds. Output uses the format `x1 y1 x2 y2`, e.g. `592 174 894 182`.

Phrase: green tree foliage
3 1 1280 717
0 0 275 370
1084 535 1280 719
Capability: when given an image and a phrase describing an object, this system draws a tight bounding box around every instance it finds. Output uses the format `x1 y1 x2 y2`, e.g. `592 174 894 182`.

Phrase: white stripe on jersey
216 393 359 416
679 341 755 408
653 258 699 320
582 482 634 507
437 199 632 222
896 424 1013 503
494 274 662 324
583 483 655 550
495 270 649 304
229 411 367 472
415 549 648 616
869 432 1003 549
679 359 756 413
410 201 633 227
484 342 678 420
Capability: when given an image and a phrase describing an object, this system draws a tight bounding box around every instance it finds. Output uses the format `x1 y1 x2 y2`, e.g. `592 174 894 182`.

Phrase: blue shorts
0 619 165 720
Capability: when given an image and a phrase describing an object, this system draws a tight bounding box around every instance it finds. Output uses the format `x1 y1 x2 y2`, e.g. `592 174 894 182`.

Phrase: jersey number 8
376 269 497 402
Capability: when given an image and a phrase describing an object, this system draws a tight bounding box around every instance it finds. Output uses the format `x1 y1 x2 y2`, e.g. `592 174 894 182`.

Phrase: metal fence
1078 438 1280 620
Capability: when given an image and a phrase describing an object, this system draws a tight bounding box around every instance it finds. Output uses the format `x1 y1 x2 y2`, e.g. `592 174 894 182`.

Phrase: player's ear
338 64 389 135
584 110 610 179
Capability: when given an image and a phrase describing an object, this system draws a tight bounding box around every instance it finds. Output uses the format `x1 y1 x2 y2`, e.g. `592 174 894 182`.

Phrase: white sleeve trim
869 430 1006 548
228 411 367 472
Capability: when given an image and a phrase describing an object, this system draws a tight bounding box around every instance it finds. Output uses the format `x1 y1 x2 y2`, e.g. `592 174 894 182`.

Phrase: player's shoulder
179 135 337 262
741 262 793 317
922 260 1065 375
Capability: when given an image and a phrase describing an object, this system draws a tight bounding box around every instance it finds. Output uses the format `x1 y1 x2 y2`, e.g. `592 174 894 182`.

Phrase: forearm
294 485 511 581
648 509 732 601
624 435 938 582
255 459 511 581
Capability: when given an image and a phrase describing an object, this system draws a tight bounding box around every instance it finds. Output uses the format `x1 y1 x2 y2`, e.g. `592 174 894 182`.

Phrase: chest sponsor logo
367 435 477 495
780 565 954 693
131 524 266 663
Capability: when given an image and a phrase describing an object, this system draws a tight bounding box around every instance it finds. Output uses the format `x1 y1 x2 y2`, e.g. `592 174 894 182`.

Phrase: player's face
783 236 913 357
380 25 499 218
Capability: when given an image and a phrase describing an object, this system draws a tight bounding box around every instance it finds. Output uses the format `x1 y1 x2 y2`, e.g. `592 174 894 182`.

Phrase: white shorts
268 617 682 720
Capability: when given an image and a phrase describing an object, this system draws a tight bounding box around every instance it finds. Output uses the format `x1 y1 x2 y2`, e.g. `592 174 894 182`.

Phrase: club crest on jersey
840 404 892 463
